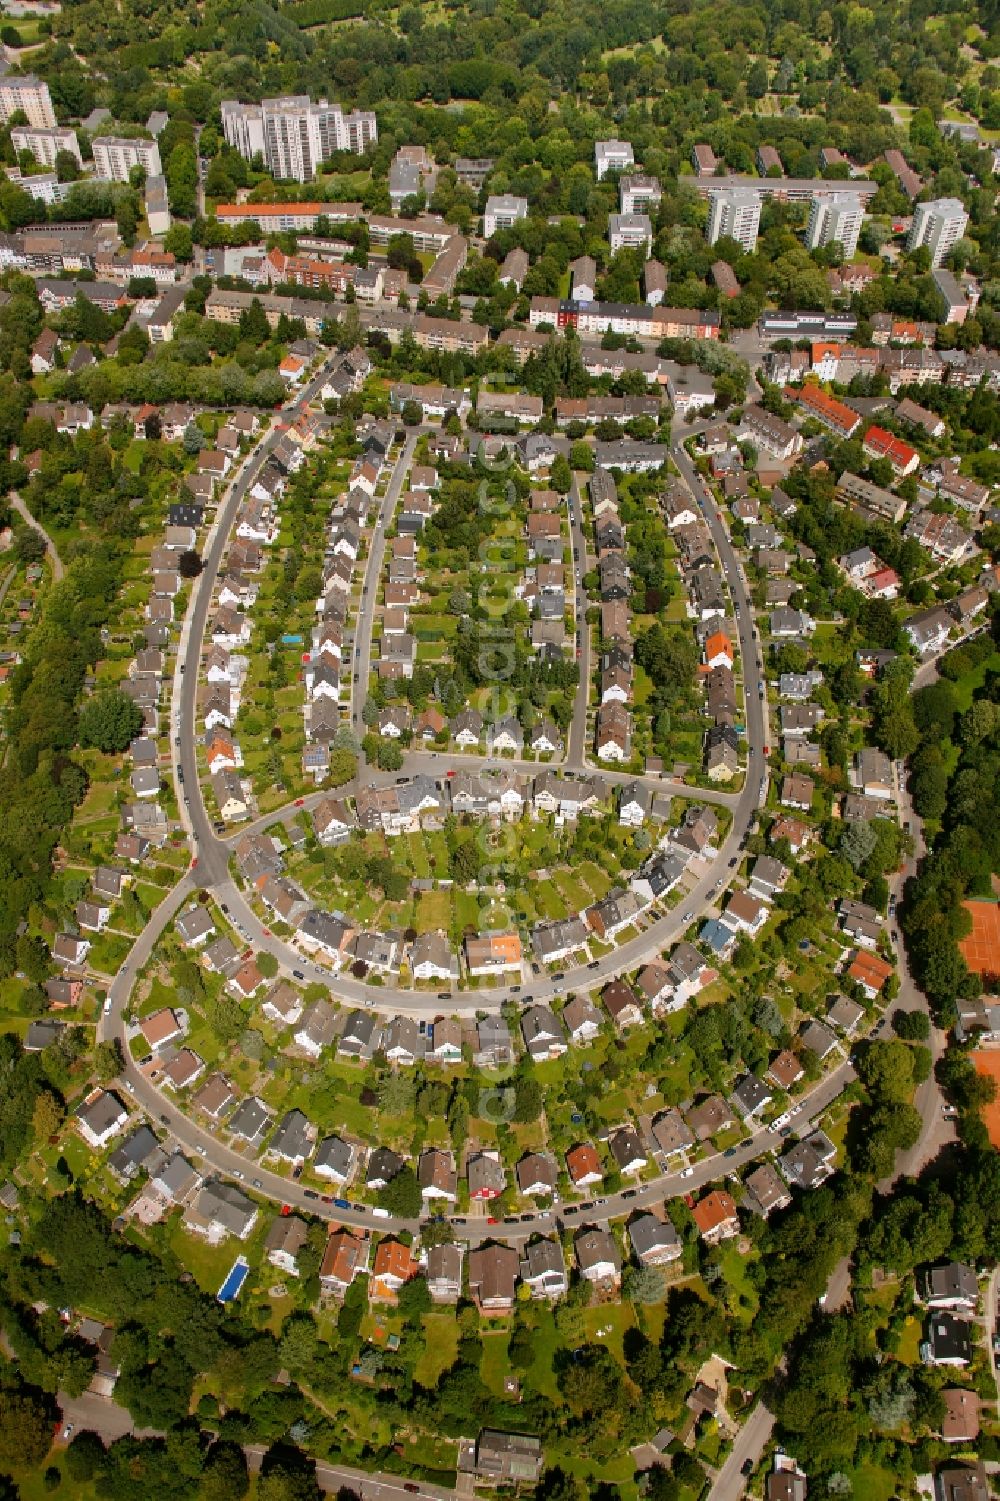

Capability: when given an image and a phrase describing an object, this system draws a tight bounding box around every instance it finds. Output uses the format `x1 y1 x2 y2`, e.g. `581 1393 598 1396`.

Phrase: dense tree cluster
900 625 1000 1022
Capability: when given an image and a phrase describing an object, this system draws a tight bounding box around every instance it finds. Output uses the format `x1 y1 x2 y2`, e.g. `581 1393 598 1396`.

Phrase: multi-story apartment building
0 75 56 129
907 197 969 267
221 97 377 182
706 187 761 252
806 191 865 259
92 136 163 183
619 174 661 215
595 138 635 180
608 213 652 254
483 194 528 237
10 126 81 170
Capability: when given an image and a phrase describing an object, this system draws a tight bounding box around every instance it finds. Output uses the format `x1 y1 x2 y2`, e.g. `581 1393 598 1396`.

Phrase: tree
855 1039 913 1104
0 1385 55 1470
376 740 403 771
892 1009 929 1041
32 1089 63 1141
94 1039 124 1082
163 224 193 263
397 1275 431 1323
178 549 203 579
569 441 594 472
840 819 878 872
77 689 144 754
12 525 46 565
377 1165 421 1218
182 423 205 456
513 1076 543 1122
748 59 769 96
200 1440 250 1501
550 453 572 494
256 952 279 979
622 1264 665 1304
65 1430 106 1482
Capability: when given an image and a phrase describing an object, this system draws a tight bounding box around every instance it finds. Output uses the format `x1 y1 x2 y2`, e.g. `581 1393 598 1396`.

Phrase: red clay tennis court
972 1051 1000 1149
959 900 1000 977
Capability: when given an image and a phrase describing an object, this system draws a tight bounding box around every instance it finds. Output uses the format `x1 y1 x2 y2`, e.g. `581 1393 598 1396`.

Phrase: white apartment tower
220 97 377 183
0 75 56 130
609 213 653 254
595 138 635 181
806 191 865 260
91 136 163 183
706 187 761 253
11 126 81 170
906 197 969 268
619 174 661 215
483 194 528 237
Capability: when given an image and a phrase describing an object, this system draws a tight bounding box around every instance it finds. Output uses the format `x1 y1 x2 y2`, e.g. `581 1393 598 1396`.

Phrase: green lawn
844 1463 900 1501
479 1328 512 1395
414 1310 459 1386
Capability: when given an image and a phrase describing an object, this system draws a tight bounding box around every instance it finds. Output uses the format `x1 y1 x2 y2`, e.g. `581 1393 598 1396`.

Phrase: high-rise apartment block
595 139 635 181
483 195 528 238
92 136 162 183
906 197 969 268
806 191 865 260
706 188 761 252
0 75 56 129
11 126 81 170
221 97 377 183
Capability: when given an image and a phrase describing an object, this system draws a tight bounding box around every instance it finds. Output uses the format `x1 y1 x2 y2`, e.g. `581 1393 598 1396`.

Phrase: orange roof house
206 733 237 769
370 1238 419 1300
768 1050 805 1090
140 1007 183 1049
691 1190 740 1242
863 426 919 476
704 630 734 668
464 932 523 974
847 950 893 997
787 383 861 437
566 1143 603 1187
320 1228 369 1293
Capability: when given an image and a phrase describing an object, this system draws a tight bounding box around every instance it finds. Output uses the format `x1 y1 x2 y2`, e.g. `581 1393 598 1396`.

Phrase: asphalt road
246 1445 462 1500
54 1395 462 1499
100 810 855 1248
10 491 64 580
97 396 863 1250
350 430 420 750
566 471 592 769
175 349 349 892
164 434 769 1019
705 1403 775 1501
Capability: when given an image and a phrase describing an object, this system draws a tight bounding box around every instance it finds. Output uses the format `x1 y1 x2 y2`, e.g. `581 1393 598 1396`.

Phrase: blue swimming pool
217 1256 250 1303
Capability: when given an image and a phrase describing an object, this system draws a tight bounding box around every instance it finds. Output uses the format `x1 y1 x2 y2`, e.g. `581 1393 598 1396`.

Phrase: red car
191 857 198 868
487 1216 499 1224
294 798 305 806
280 1203 292 1216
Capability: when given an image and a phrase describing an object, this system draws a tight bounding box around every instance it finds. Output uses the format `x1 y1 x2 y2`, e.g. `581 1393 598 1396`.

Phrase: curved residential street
89 417 871 1249
86 387 932 1280
163 427 769 1019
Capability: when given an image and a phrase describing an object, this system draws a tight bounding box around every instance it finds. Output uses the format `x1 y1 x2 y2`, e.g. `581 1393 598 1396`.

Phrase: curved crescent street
91 362 897 1253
